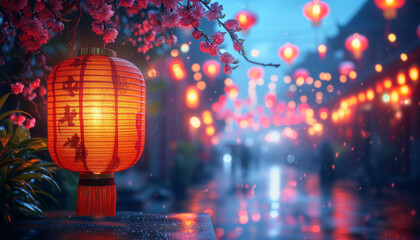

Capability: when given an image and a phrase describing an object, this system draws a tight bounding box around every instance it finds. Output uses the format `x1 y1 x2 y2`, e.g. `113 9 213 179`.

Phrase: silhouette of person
320 141 335 195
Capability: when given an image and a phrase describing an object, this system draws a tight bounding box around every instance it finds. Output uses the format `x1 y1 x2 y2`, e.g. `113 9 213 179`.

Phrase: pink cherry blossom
224 64 232 75
212 32 225 45
161 0 181 10
91 21 104 35
25 118 36 129
10 114 26 126
52 21 64 32
30 78 41 89
119 0 135 8
225 19 239 31
11 82 24 94
205 2 223 21
220 52 234 64
163 12 180 28
50 0 63 11
234 42 242 51
1 0 27 12
23 87 32 96
192 30 202 40
90 3 114 22
103 28 118 43
38 86 47 97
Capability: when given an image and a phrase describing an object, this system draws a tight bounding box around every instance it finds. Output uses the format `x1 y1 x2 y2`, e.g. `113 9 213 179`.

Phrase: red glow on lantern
374 0 405 19
317 44 327 59
345 33 368 59
235 10 257 31
248 66 264 80
202 60 221 79
293 68 310 80
303 0 330 26
278 43 299 65
169 59 186 81
264 93 277 109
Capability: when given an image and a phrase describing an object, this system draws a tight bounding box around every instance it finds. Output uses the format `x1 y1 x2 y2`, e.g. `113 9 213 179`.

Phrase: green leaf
0 110 32 122
0 92 12 110
34 190 59 206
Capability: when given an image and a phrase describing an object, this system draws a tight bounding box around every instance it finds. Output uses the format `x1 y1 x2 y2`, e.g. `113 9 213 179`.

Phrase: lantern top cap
77 48 117 57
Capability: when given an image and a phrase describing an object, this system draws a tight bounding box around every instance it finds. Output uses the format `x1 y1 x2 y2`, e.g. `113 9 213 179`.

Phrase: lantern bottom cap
76 173 116 217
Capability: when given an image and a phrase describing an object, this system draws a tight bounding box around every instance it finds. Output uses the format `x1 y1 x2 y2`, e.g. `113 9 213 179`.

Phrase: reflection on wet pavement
176 165 420 239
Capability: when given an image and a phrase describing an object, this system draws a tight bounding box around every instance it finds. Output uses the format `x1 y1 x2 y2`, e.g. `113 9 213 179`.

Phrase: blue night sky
217 0 367 100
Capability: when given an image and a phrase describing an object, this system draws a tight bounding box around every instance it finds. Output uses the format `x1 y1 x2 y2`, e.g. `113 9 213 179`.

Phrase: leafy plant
0 92 59 223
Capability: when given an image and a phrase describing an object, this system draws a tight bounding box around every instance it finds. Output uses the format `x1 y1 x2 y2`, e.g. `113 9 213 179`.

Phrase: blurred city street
174 157 420 240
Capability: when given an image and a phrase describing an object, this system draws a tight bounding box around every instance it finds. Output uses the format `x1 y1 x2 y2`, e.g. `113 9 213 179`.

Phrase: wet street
174 161 420 240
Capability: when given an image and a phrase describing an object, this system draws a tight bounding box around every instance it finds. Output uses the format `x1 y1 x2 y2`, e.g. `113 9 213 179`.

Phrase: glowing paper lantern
169 58 186 81
292 68 309 80
303 0 330 26
374 0 405 19
202 60 221 79
339 61 355 76
318 108 329 120
317 44 327 59
235 10 257 31
278 43 299 65
264 93 277 109
345 33 368 59
247 66 264 80
47 48 145 217
186 86 199 109
225 84 239 100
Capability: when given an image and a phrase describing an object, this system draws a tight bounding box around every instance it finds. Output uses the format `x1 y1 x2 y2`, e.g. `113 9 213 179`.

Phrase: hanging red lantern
235 10 257 31
202 60 221 79
278 43 299 65
317 44 327 59
225 84 239 100
339 61 355 76
374 0 405 19
303 0 330 26
47 48 145 217
247 66 264 80
345 33 368 59
264 93 277 109
186 86 199 109
292 68 309 80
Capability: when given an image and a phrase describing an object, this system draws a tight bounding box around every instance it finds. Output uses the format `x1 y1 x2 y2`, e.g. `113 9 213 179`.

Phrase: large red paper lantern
47 48 145 217
235 10 257 31
303 0 330 26
278 43 299 65
374 0 405 19
345 33 368 59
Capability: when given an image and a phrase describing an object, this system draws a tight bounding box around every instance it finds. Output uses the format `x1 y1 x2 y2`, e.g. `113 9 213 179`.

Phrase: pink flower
224 64 232 75
23 87 32 96
212 31 225 45
52 21 64 32
21 19 44 38
25 118 36 129
161 0 181 10
220 52 234 64
205 2 223 21
50 0 63 11
11 82 24 94
192 30 202 40
234 42 242 51
199 42 219 57
27 92 37 101
90 3 114 22
1 0 27 12
91 21 104 35
162 12 179 28
119 0 134 7
225 19 239 31
103 28 118 43
199 42 211 53
10 114 26 126
38 86 47 97
30 78 41 89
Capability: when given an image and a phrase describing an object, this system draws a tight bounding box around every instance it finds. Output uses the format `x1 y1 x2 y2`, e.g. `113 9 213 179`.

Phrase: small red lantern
317 44 327 59
186 86 199 109
293 68 309 80
47 48 145 217
339 61 355 76
318 108 329 120
248 66 264 80
202 60 221 79
169 58 186 81
235 10 257 32
278 43 299 65
374 0 405 19
264 93 277 109
303 0 330 26
345 33 368 59
225 84 239 100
